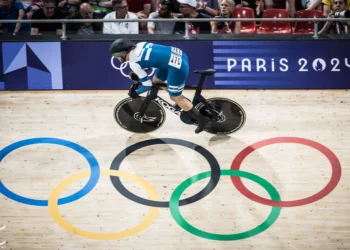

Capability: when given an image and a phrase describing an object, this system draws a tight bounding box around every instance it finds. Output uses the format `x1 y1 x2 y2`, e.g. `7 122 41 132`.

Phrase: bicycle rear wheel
114 97 166 133
195 98 246 135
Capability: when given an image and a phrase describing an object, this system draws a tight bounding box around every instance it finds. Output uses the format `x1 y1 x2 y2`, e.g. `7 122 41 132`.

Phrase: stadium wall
1 35 349 90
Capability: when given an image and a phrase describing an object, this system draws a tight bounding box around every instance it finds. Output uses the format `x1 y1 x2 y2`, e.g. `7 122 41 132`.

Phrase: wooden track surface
0 89 349 250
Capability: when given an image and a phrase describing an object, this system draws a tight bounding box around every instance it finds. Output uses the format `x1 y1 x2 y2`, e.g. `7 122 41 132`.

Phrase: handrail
0 17 349 23
1 17 349 40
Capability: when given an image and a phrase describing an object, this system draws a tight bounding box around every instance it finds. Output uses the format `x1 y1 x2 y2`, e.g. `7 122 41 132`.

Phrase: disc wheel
114 97 166 133
195 98 246 135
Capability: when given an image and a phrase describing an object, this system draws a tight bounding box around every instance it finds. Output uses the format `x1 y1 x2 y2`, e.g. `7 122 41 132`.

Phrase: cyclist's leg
167 67 210 134
153 68 190 105
166 69 191 110
152 68 168 88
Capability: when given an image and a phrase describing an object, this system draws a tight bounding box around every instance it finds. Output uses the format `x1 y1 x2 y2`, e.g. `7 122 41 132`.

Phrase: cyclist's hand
128 88 139 99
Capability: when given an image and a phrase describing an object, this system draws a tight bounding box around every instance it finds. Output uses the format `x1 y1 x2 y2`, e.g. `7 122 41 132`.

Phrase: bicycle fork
138 86 158 123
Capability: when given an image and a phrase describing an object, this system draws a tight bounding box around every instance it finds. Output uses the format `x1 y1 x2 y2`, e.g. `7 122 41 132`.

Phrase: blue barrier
1 40 349 90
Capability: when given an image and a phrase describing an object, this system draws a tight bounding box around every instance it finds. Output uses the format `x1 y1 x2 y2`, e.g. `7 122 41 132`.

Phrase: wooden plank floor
0 89 349 250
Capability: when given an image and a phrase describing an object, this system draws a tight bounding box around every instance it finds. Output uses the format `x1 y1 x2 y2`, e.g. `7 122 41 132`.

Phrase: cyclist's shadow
208 134 232 147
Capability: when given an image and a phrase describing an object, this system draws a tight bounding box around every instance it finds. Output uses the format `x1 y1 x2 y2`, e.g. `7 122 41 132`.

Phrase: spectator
173 0 212 34
197 0 220 16
147 0 176 34
150 0 158 11
67 3 103 34
0 0 31 35
20 0 41 19
57 0 82 18
301 0 322 10
234 0 264 17
93 0 150 31
264 0 296 17
127 0 151 17
322 0 350 15
31 0 63 35
88 0 113 19
211 0 241 34
319 0 350 33
169 0 181 13
102 0 139 34
126 0 151 32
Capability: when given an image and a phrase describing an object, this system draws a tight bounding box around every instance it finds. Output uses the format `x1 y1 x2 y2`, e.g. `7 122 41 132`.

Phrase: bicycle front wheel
114 97 166 133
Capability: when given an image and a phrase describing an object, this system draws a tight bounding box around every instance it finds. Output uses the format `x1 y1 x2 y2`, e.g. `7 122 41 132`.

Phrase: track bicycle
114 69 246 135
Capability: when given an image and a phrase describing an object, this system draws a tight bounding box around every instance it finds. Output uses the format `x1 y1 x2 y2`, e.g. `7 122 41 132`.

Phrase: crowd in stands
0 0 349 35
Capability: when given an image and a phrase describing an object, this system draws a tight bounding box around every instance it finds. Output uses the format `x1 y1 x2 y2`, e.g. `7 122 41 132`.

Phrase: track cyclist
109 38 211 134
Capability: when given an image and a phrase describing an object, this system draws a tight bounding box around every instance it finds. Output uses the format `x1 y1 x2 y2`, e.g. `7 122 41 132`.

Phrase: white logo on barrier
312 59 326 71
226 57 350 72
227 58 289 72
110 57 156 78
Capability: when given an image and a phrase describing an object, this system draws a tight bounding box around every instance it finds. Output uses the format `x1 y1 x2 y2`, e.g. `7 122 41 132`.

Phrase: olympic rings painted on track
48 169 160 240
0 136 343 241
110 138 221 208
230 137 342 207
0 138 100 206
110 57 156 78
170 169 281 241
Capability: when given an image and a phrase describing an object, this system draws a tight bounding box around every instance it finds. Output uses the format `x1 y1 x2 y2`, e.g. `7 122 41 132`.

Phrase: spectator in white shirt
21 0 41 19
102 0 139 34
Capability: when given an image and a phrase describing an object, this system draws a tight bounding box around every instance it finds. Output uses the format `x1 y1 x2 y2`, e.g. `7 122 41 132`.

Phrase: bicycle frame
138 85 183 120
132 70 217 121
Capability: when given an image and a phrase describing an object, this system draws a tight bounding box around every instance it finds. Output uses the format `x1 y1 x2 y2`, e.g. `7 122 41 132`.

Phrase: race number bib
168 47 182 69
171 47 182 55
169 53 182 69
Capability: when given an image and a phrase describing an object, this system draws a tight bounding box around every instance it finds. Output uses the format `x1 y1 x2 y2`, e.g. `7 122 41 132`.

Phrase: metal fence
1 17 350 40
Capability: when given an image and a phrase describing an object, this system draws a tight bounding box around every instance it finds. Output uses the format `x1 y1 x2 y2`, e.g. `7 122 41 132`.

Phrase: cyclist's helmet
109 38 136 58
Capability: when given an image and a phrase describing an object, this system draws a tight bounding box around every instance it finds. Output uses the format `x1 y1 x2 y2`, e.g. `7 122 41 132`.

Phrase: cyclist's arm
129 62 153 95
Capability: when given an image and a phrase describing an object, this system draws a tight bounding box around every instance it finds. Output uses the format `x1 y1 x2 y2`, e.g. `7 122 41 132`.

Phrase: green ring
169 169 281 241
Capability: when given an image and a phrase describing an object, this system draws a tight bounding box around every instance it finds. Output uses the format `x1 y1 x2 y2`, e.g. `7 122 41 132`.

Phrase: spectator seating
232 7 257 34
292 10 323 34
257 8 292 34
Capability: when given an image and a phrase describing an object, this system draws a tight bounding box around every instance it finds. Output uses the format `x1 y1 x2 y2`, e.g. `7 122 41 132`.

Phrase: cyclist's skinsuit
128 42 189 97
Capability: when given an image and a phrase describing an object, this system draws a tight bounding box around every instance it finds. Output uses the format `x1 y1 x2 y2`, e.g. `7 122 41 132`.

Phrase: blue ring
0 138 100 206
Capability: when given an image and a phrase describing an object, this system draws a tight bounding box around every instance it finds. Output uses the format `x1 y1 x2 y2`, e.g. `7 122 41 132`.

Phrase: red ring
230 137 342 207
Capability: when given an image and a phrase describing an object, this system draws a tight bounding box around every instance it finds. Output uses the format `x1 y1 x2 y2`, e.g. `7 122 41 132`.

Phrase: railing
1 17 350 40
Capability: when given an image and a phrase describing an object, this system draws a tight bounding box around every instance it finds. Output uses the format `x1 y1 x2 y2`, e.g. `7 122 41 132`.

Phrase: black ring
110 138 221 208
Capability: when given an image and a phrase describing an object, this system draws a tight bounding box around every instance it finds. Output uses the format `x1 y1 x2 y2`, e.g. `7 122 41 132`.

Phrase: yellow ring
48 169 160 240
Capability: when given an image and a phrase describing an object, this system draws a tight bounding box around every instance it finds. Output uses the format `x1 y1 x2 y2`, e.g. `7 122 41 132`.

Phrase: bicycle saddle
193 69 217 76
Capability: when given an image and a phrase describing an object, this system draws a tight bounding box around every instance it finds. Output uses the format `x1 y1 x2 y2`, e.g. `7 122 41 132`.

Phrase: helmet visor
112 51 128 58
